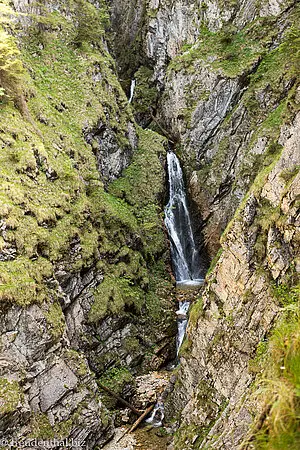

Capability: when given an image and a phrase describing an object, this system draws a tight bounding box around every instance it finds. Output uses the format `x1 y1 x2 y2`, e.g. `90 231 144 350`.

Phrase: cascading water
164 151 204 355
145 151 205 428
128 79 136 103
164 152 203 285
145 398 165 428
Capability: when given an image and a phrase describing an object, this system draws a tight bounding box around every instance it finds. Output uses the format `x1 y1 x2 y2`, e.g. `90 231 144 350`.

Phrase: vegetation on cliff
0 0 175 441
0 0 299 447
0 0 172 314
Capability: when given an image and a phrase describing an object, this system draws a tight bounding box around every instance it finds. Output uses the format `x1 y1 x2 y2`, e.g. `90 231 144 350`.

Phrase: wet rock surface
109 0 299 257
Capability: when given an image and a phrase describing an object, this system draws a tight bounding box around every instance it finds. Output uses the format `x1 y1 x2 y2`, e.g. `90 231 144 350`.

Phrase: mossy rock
0 378 22 415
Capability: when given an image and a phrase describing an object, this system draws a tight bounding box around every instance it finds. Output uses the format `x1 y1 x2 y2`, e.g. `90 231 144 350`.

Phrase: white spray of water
128 79 136 103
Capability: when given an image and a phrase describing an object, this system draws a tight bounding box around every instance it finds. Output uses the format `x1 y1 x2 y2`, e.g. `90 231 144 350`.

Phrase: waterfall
164 151 203 286
128 79 136 103
164 151 204 355
145 152 205 428
176 300 191 353
145 399 165 427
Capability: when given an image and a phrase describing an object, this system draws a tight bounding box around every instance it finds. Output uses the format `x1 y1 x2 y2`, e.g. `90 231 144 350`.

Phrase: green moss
271 284 300 307
144 260 174 324
110 128 167 251
280 166 300 183
0 0 137 308
249 285 300 449
45 302 65 341
248 339 268 374
189 297 204 328
196 380 219 415
169 17 277 77
64 349 88 377
167 8 299 223
206 248 223 276
0 378 22 415
171 13 298 81
221 147 282 244
174 424 201 449
131 66 158 115
29 400 86 440
88 275 144 323
98 367 134 409
0 1 175 400
179 337 192 356
124 336 140 353
0 257 53 305
29 414 55 439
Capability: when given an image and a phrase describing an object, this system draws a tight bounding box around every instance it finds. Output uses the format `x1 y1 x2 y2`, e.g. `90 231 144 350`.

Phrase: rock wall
107 0 300 447
1 0 299 447
0 0 176 445
168 109 300 449
109 0 299 255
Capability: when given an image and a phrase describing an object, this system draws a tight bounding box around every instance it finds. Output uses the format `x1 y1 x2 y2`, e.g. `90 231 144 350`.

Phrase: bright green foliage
189 297 204 328
109 127 167 256
169 17 277 77
86 126 172 323
72 0 109 47
0 257 53 305
64 349 88 376
167 6 299 217
0 0 173 335
0 1 135 306
169 13 299 79
30 407 80 439
0 27 24 94
272 284 300 307
206 248 223 276
131 66 158 116
89 276 144 322
29 0 109 48
29 414 55 439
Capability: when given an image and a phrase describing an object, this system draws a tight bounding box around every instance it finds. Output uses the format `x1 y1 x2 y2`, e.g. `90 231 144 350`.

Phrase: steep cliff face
169 109 300 449
109 0 299 255
107 0 300 448
0 0 176 445
159 0 299 256
1 0 299 447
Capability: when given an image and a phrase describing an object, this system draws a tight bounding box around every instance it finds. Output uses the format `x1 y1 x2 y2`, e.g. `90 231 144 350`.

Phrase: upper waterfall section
164 152 204 285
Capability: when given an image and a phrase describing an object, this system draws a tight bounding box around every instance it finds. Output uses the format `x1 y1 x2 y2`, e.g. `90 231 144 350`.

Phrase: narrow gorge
0 0 299 449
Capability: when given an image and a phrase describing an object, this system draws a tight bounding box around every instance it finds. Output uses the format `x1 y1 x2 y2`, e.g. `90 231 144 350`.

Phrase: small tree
72 0 109 48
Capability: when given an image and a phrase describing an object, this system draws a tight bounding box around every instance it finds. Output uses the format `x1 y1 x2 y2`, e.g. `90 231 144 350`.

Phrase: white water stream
128 79 136 103
145 151 205 428
164 151 204 355
145 398 165 428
